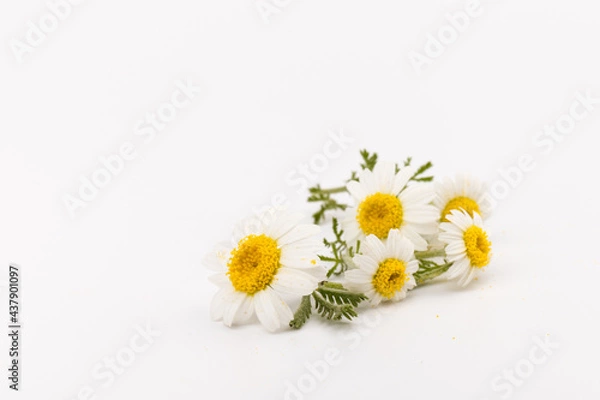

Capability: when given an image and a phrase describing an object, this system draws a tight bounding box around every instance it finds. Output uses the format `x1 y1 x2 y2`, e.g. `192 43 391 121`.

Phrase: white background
2 0 600 399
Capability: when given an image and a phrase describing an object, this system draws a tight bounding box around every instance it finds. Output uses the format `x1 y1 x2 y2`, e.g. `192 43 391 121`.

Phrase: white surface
2 1 600 399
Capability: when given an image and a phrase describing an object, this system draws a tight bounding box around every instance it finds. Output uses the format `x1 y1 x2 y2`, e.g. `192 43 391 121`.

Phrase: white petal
406 259 419 274
232 216 264 242
363 234 386 261
263 212 305 240
269 289 294 329
210 286 236 321
279 241 322 269
271 267 320 296
280 253 319 269
345 280 373 294
347 180 367 201
392 289 408 301
223 292 247 327
358 168 378 194
344 269 373 284
384 228 401 259
457 267 475 287
438 231 463 243
447 253 466 263
473 212 485 228
402 205 438 224
202 244 230 272
353 254 379 274
278 224 320 247
369 293 384 306
399 226 428 251
234 295 255 323
254 289 280 332
208 273 229 286
400 183 434 205
374 161 397 193
446 258 469 279
392 165 415 194
446 210 472 231
446 241 466 256
409 222 439 235
341 213 361 243
388 230 414 261
439 221 463 234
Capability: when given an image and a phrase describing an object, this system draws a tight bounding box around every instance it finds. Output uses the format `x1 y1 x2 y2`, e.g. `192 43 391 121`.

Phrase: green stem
415 249 446 259
316 186 347 195
289 295 313 329
414 262 453 285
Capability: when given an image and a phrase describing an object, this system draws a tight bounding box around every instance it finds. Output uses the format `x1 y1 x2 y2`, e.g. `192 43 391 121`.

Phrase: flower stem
415 249 446 259
414 261 453 285
316 186 347 195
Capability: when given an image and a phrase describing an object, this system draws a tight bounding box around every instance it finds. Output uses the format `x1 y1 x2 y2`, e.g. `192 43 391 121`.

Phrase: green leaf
359 149 378 171
307 185 349 224
410 161 434 182
289 282 368 329
317 281 368 307
320 218 355 277
414 258 452 285
289 295 313 329
312 282 367 321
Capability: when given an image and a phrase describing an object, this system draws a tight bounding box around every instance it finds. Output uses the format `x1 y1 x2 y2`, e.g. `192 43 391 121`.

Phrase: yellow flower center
357 193 403 239
463 226 491 268
227 234 281 295
441 196 481 222
372 258 408 299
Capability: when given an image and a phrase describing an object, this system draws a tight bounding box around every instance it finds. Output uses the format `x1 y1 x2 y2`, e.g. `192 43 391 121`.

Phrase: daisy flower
204 211 325 332
342 161 438 251
344 229 418 306
434 174 491 223
438 209 492 287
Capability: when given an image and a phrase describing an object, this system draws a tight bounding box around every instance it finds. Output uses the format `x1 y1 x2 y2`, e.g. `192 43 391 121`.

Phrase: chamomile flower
438 209 492 287
344 229 418 306
204 211 325 332
434 175 491 222
342 161 438 251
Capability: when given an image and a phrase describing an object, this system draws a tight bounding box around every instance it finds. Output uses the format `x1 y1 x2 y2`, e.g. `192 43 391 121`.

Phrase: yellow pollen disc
463 226 491 268
227 234 281 295
441 196 481 221
356 193 403 239
372 258 408 299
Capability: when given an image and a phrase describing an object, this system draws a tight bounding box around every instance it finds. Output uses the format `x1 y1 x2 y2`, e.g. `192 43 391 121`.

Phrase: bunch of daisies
204 150 493 332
